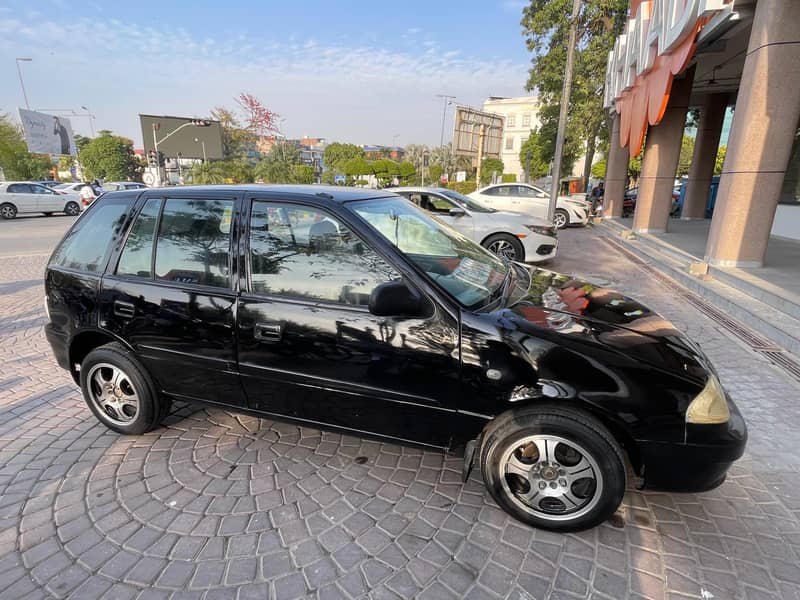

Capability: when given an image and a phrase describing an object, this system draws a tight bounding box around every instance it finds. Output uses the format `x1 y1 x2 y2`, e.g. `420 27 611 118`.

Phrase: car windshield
350 197 508 309
438 189 496 213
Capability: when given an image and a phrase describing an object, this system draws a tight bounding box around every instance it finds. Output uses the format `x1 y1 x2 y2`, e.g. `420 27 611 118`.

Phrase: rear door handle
113 300 135 318
255 322 283 342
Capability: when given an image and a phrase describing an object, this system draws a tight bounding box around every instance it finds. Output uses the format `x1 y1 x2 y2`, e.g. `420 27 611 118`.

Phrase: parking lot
1 220 799 600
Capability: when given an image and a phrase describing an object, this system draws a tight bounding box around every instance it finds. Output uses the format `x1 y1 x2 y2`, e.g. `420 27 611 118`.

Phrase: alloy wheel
487 239 518 261
499 434 603 522
0 205 16 219
553 211 567 229
86 363 140 426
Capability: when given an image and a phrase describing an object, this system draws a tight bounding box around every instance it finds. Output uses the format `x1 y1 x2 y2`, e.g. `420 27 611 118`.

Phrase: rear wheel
480 404 626 531
0 203 17 219
482 233 525 262
80 342 169 434
553 209 569 229
64 202 80 216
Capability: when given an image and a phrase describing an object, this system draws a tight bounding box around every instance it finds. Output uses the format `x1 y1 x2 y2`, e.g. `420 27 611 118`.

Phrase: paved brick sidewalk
1 229 799 600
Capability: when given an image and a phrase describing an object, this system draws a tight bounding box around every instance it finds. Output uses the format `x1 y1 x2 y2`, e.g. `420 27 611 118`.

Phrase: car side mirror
448 207 466 217
369 280 423 317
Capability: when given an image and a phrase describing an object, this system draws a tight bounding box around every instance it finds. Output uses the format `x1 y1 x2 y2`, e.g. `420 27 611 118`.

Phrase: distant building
361 145 405 162
482 96 541 179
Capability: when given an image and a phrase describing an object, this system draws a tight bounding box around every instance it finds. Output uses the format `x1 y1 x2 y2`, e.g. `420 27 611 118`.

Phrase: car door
31 184 63 212
481 185 517 211
402 191 475 241
512 185 549 219
100 190 246 406
6 184 37 214
236 196 461 447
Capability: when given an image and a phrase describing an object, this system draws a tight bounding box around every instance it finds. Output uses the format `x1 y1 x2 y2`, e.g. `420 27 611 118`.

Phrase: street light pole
436 94 456 148
15 58 32 110
548 0 581 224
80 106 95 137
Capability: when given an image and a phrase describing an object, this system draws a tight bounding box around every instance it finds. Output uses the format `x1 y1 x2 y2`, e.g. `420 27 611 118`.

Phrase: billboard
452 105 503 163
19 109 77 156
140 114 224 160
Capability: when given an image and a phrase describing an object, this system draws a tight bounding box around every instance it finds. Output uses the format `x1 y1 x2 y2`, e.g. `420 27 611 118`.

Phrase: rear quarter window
50 198 131 273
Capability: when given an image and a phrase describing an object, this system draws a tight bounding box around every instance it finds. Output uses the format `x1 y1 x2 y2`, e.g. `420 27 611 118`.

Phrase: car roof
130 184 398 204
390 186 452 194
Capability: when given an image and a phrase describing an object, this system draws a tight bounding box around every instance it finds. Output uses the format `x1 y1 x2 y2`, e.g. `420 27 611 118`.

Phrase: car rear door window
7 184 32 193
50 199 130 272
154 198 234 288
248 201 398 305
116 198 162 278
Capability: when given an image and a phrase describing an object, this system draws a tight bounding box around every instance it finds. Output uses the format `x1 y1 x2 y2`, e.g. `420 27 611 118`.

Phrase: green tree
255 142 301 183
370 159 399 186
590 159 606 179
714 145 726 175
628 153 642 182
519 130 550 180
343 157 371 185
428 164 443 183
480 157 504 184
398 161 416 183
678 135 695 177
293 165 315 184
522 0 628 180
324 142 364 172
78 132 139 181
188 161 225 184
217 158 254 183
0 114 52 180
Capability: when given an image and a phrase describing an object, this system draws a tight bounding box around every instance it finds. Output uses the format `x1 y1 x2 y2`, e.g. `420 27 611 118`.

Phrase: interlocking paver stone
0 234 799 599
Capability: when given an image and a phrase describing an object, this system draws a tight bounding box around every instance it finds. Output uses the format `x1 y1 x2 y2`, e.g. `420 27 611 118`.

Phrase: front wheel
482 233 525 262
480 405 626 531
0 203 17 219
64 202 80 216
553 209 569 229
80 342 169 434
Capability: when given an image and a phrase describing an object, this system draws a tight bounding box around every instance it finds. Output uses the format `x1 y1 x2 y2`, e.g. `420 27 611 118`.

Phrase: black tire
482 233 525 262
479 404 626 532
553 208 570 229
79 342 167 435
0 203 17 220
64 202 80 216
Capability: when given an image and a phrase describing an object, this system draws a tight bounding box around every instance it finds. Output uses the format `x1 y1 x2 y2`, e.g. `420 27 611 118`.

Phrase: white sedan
0 182 82 219
392 186 557 263
469 183 589 229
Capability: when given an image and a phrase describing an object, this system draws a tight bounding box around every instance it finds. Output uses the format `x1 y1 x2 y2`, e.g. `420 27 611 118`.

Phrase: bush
501 173 517 183
446 180 477 195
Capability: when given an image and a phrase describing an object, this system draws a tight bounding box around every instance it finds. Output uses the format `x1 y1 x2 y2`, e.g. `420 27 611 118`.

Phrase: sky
0 0 534 149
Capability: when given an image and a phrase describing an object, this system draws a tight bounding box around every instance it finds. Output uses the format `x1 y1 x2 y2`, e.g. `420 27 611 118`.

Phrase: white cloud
0 16 528 146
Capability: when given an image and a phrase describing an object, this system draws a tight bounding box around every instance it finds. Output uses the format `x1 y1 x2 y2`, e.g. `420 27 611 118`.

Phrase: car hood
503 267 711 382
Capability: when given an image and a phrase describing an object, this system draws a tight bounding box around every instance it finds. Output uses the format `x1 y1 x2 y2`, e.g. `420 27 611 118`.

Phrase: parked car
32 180 62 190
44 185 746 531
469 183 589 229
622 187 681 218
55 182 104 207
392 186 557 263
0 181 82 219
103 181 147 192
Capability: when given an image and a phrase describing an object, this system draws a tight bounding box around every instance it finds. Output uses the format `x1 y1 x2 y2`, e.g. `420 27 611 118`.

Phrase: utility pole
475 124 486 188
436 94 456 148
548 0 581 223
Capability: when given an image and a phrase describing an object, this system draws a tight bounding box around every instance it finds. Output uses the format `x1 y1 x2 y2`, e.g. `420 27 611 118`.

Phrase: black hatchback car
44 185 746 531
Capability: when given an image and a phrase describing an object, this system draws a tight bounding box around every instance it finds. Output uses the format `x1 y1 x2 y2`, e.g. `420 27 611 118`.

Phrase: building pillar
632 68 695 233
705 0 800 267
682 93 728 219
604 113 629 218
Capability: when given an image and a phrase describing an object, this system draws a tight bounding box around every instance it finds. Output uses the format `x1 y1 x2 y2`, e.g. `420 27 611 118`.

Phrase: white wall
771 204 800 241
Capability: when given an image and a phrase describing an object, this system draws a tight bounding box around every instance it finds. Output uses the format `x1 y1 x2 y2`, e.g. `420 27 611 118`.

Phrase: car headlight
686 374 730 424
524 224 556 237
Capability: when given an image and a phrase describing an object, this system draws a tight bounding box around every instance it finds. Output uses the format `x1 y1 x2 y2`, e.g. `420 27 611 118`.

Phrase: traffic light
148 150 157 167
190 119 211 127
157 151 166 167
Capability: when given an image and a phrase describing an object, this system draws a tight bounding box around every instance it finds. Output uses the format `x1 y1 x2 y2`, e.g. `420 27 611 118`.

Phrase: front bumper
521 235 558 263
567 206 589 226
638 395 747 492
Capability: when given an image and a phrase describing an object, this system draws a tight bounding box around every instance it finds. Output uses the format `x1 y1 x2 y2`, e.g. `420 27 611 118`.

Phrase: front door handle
113 300 135 319
255 322 283 342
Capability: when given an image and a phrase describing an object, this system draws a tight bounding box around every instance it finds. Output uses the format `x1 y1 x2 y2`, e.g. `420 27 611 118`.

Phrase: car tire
79 342 167 435
479 404 626 532
482 233 525 262
553 209 569 229
0 203 17 220
64 202 80 216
